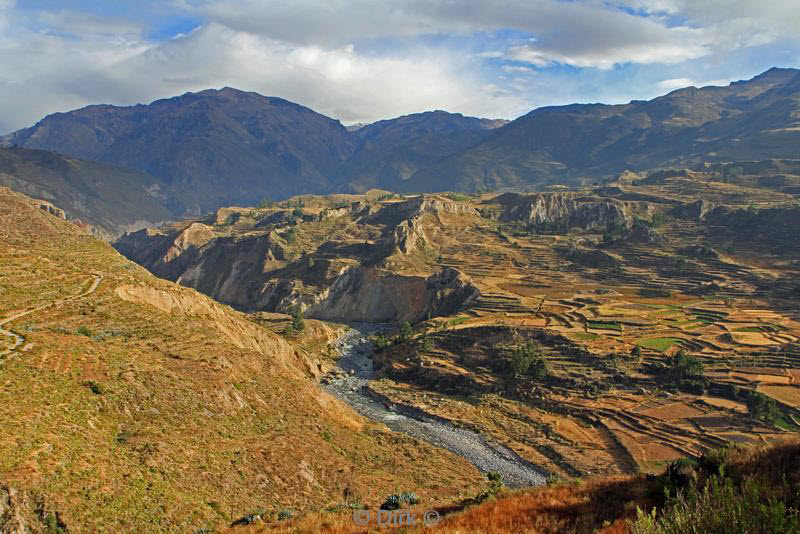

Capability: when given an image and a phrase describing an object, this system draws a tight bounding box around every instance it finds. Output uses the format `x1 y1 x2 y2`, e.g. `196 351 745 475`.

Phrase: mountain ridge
3 67 799 219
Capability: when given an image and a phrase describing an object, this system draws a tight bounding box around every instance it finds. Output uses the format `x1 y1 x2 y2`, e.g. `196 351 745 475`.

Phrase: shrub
474 472 504 503
507 341 547 379
661 350 704 391
746 391 782 425
83 380 105 395
398 321 413 342
632 475 800 534
372 334 391 350
231 509 266 526
291 308 305 333
380 491 420 510
698 444 737 477
277 509 293 520
420 334 433 352
75 325 92 337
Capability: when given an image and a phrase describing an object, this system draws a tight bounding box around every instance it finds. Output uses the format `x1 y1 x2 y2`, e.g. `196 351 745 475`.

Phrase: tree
420 334 433 352
291 307 305 333
398 321 413 342
662 350 704 392
508 341 546 379
746 391 781 425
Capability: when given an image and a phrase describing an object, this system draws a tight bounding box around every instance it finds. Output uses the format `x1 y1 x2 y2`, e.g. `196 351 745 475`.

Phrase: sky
0 0 798 133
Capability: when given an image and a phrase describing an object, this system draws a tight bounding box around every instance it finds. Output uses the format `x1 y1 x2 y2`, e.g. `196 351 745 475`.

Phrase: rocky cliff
497 192 636 233
306 266 479 322
115 194 482 323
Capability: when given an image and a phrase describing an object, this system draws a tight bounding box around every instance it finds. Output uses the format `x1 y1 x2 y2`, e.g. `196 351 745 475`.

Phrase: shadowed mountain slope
0 146 176 237
402 67 800 192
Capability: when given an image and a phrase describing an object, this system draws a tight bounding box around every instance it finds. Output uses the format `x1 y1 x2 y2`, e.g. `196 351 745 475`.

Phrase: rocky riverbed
321 325 547 488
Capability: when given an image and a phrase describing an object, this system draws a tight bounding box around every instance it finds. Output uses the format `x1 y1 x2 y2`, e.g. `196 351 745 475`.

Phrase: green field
586 321 622 332
635 337 685 351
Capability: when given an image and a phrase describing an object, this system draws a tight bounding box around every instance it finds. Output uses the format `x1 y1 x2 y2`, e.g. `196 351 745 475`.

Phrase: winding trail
0 274 102 359
322 325 547 488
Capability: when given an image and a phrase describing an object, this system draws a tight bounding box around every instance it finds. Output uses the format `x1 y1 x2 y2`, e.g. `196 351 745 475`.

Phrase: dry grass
0 187 484 532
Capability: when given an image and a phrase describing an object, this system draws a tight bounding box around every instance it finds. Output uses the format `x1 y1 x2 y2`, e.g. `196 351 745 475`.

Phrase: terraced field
114 181 800 484
354 185 800 477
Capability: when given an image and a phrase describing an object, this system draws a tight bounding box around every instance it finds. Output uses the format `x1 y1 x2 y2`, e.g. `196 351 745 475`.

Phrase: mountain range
2 67 799 234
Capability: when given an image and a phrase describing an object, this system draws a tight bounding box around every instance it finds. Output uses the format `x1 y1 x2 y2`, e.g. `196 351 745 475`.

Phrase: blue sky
0 0 798 133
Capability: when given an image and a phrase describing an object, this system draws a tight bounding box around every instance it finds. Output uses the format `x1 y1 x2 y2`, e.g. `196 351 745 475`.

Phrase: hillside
115 176 800 488
5 69 800 210
248 439 800 533
403 68 800 192
0 187 484 532
0 146 176 238
2 91 504 213
337 111 507 193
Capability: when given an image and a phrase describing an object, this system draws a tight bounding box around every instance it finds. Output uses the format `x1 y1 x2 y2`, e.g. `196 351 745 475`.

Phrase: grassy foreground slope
0 187 482 532
247 439 800 533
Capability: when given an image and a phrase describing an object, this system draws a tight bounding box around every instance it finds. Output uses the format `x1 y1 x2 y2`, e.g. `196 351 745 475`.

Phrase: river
321 325 547 488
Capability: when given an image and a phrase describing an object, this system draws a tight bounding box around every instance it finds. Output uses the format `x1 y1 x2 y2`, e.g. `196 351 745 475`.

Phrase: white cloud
186 1 800 70
501 65 535 73
0 0 14 30
0 0 798 132
655 77 731 91
0 20 528 132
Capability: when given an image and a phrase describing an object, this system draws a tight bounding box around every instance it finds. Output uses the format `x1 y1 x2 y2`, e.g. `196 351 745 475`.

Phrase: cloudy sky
0 0 798 133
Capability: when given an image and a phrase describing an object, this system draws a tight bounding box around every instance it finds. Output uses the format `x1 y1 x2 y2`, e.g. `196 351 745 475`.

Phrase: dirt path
323 325 548 488
0 274 102 359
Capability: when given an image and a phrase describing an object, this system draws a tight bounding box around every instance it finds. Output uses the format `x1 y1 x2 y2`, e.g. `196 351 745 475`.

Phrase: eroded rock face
306 267 479 322
499 193 632 232
114 195 481 323
383 217 428 255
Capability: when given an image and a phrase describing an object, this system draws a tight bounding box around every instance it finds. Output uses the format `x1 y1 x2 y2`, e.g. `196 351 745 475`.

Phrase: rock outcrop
498 192 633 233
306 267 479 322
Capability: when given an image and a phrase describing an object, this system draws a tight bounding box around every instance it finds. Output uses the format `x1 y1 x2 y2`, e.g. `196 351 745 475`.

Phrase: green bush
83 380 105 395
661 351 704 391
474 472 504 503
75 325 92 337
633 475 800 534
372 334 391 350
291 308 305 333
746 391 782 425
507 341 547 379
380 491 419 510
277 509 293 520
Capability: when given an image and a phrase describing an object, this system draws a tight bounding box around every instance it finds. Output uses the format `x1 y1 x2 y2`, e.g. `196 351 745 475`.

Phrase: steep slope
403 68 800 192
0 146 176 238
4 88 357 212
113 195 482 322
0 187 482 532
337 110 507 193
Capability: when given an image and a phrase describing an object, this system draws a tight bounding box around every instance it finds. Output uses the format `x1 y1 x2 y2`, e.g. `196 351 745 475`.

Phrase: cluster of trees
745 391 782 425
660 350 705 393
282 307 305 337
506 341 547 379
